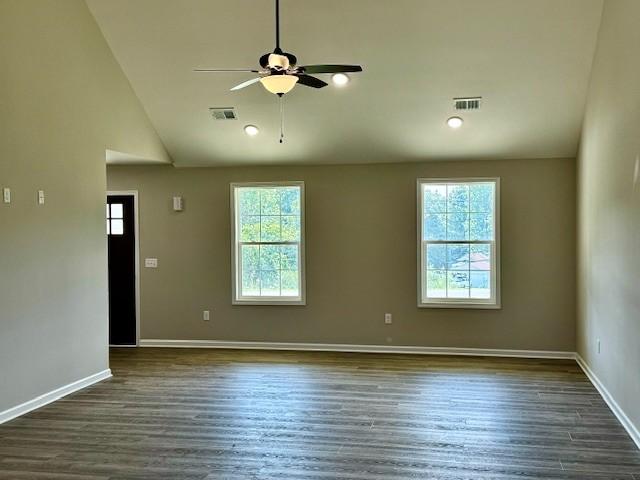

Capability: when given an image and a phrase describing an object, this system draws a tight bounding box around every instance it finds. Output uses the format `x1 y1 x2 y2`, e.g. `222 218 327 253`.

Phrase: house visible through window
231 182 305 305
418 178 500 308
106 203 124 235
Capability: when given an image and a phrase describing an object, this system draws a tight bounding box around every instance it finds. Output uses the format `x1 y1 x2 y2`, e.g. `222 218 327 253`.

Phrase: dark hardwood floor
1 348 639 479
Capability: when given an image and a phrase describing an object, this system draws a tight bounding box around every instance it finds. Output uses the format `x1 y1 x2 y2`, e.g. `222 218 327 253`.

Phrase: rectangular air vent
454 97 482 111
209 107 237 120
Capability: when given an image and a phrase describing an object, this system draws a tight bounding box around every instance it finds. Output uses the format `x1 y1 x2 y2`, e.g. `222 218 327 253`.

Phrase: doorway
107 191 139 346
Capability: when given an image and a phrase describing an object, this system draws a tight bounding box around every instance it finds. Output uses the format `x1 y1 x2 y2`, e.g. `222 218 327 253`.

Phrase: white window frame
417 177 501 309
230 181 306 305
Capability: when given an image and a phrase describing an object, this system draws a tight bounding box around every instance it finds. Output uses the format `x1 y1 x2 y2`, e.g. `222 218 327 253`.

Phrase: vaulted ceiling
88 0 603 166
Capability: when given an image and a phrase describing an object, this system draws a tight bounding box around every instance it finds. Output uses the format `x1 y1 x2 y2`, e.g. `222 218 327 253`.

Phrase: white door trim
107 190 140 347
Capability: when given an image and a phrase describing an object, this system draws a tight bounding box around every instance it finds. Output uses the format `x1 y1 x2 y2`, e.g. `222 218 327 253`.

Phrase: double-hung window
418 178 500 308
231 182 305 305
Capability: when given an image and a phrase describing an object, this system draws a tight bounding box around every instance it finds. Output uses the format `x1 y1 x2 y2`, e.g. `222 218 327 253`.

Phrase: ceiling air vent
454 97 482 111
209 107 237 120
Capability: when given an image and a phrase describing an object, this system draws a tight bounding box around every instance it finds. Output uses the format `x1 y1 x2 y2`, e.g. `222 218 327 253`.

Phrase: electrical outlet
597 339 601 354
384 313 392 324
203 310 210 321
37 190 45 205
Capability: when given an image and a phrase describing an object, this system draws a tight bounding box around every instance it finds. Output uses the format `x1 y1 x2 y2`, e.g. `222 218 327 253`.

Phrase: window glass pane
447 271 469 298
240 216 260 242
238 188 260 216
470 213 493 240
110 219 124 235
242 269 260 297
447 244 470 270
260 216 281 242
110 203 123 219
281 215 300 241
426 244 446 270
280 187 300 215
241 245 260 271
280 245 299 270
260 245 281 270
470 244 491 270
470 271 491 299
260 189 280 215
446 213 469 240
447 184 469 212
424 214 446 240
424 184 447 213
426 270 446 298
260 270 280 296
281 270 299 296
470 183 494 213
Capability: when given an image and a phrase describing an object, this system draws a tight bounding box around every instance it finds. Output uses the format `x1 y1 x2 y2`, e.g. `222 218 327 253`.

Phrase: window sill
418 301 501 310
233 299 306 306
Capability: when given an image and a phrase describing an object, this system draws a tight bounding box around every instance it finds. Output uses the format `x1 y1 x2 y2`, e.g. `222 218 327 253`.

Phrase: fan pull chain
279 94 285 144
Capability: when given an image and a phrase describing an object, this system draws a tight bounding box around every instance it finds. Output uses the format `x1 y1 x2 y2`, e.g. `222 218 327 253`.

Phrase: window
106 203 124 235
231 182 305 305
418 178 500 308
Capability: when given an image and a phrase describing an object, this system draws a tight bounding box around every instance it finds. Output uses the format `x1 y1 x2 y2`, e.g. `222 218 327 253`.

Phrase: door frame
107 190 140 347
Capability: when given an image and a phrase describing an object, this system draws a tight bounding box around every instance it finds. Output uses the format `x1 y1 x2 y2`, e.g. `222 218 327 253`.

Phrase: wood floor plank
0 348 638 479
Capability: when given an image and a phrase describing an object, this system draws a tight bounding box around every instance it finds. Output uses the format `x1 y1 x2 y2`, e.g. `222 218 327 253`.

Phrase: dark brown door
107 195 136 346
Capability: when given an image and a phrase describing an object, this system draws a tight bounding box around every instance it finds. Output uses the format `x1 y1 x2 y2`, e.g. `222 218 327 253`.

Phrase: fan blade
194 68 260 73
301 64 363 74
230 77 262 91
296 75 328 89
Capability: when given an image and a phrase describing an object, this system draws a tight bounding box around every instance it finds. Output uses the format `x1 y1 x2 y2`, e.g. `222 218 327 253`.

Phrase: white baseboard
575 354 640 450
0 369 112 425
139 339 575 359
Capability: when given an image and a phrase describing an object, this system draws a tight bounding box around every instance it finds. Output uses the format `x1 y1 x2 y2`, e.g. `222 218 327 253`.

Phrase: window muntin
231 182 305 304
106 203 124 236
418 179 499 308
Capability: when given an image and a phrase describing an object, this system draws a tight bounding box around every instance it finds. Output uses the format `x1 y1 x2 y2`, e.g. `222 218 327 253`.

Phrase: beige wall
0 0 169 412
577 0 640 435
108 157 576 351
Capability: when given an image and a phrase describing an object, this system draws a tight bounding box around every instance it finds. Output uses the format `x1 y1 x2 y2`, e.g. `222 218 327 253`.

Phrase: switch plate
203 310 210 321
145 258 158 268
37 190 45 205
384 313 393 324
3 188 10 204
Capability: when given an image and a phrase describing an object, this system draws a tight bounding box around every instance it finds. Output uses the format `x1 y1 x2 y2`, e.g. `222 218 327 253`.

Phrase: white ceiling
88 0 603 167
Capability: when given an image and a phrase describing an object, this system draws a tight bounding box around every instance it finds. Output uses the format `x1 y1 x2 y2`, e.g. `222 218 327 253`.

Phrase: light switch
145 258 158 268
173 196 184 212
3 188 10 204
37 190 45 205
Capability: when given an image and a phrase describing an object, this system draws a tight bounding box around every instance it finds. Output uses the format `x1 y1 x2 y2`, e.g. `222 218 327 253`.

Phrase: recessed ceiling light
244 125 259 136
331 73 350 86
447 116 464 129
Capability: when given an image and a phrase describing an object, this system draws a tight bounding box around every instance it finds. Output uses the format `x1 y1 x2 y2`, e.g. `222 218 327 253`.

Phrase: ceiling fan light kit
260 74 299 95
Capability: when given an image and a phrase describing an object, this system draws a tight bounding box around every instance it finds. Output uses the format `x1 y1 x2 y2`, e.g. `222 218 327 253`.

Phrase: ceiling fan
194 0 363 96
